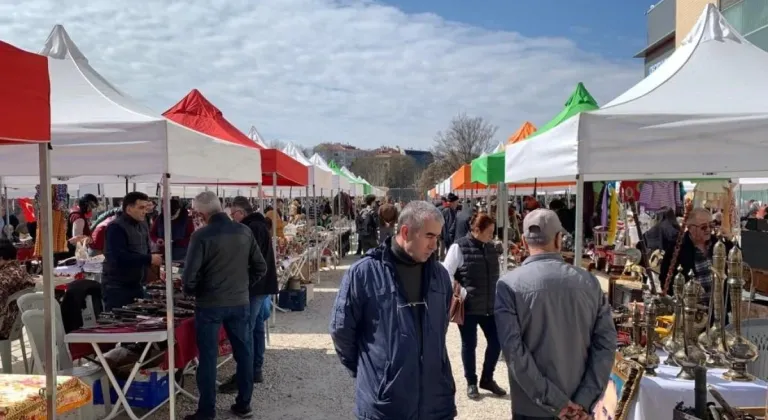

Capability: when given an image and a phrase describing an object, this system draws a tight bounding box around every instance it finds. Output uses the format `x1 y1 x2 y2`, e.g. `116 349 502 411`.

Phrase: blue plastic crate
92 371 170 409
278 287 307 311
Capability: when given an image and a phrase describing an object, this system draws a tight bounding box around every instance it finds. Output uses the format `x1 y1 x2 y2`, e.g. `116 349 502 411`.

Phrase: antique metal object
698 238 731 368
621 302 644 360
637 298 660 375
722 246 759 382
663 267 687 366
671 276 706 379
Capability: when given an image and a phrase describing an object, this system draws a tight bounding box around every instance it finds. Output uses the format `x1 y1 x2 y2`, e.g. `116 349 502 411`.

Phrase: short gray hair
398 201 444 233
686 208 712 225
193 191 222 216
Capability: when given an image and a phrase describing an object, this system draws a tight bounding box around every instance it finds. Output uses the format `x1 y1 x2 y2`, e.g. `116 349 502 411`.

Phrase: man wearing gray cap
495 209 616 420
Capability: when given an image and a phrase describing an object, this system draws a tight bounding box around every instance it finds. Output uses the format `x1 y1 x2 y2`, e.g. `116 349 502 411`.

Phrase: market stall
0 25 264 419
505 5 768 417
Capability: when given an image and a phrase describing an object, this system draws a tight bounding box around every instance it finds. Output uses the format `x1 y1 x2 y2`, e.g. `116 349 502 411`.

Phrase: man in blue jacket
330 201 457 420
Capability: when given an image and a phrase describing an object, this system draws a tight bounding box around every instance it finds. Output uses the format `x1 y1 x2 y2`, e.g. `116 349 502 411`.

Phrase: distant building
313 143 368 167
402 149 434 168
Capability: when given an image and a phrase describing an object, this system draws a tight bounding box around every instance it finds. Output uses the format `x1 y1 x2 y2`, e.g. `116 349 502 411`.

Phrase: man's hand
150 254 162 266
68 235 91 245
156 238 165 247
559 402 591 419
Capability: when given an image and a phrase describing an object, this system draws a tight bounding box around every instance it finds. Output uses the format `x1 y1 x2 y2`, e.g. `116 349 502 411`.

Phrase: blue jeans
249 295 269 375
195 305 253 416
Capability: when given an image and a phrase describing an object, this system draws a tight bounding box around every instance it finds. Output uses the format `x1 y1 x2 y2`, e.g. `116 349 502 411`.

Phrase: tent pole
271 173 278 327
573 176 585 267
162 173 177 419
39 143 57 419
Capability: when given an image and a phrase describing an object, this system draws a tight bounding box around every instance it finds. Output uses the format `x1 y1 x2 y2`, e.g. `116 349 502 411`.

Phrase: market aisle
143 255 511 420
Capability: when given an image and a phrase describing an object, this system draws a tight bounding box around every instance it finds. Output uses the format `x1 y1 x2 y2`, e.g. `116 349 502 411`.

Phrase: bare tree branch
267 139 287 150
431 113 497 172
417 160 454 194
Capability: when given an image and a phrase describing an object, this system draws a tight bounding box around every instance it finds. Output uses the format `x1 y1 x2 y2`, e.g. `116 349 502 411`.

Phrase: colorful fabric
638 181 678 211
0 374 91 419
607 187 620 244
0 263 35 339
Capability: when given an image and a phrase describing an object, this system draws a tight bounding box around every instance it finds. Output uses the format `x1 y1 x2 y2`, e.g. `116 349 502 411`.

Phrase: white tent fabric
505 4 768 183
281 144 333 192
248 126 269 148
340 166 365 196
0 25 261 185
309 154 351 193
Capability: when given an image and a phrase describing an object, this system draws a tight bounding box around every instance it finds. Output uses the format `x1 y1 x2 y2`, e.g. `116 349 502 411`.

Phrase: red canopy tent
163 89 308 186
0 41 50 144
0 39 56 418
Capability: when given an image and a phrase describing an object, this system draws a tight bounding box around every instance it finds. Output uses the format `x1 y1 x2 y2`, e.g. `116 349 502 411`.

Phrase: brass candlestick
622 302 644 360
638 298 660 376
672 277 706 379
722 246 759 382
697 238 731 368
662 267 686 366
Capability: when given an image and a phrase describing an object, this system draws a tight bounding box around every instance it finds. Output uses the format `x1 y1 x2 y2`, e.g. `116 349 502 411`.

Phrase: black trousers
457 314 501 385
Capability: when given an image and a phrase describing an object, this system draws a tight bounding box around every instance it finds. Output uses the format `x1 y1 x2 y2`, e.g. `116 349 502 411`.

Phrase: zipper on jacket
484 245 491 316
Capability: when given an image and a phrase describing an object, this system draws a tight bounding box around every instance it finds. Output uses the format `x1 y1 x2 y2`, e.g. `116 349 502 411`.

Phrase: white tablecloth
627 362 767 419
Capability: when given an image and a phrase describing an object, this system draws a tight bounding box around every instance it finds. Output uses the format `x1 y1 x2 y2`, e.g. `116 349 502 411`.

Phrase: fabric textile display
607 186 620 244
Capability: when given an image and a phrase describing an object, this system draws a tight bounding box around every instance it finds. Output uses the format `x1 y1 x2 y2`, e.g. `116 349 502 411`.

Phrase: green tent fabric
329 160 368 193
471 82 599 185
528 82 598 139
470 152 505 185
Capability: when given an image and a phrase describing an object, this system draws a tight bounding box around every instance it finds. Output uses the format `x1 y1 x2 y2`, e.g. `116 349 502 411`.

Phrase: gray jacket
495 253 616 417
182 212 268 308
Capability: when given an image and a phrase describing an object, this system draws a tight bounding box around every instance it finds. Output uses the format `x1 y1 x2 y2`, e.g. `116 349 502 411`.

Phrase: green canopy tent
329 160 368 195
470 82 599 185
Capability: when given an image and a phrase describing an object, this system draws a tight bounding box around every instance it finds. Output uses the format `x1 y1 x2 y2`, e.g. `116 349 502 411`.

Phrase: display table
627 361 767 420
0 374 91 419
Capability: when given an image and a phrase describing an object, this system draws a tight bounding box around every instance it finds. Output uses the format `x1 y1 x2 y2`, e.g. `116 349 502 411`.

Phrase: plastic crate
278 287 307 311
92 370 169 409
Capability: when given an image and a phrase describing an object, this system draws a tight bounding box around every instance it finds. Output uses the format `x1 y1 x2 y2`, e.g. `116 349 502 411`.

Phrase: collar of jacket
522 252 564 265
118 212 142 225
241 211 266 226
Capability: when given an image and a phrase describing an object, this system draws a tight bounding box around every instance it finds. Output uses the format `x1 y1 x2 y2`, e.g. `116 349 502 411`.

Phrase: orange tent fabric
507 121 536 145
451 164 485 190
0 41 50 144
163 90 308 186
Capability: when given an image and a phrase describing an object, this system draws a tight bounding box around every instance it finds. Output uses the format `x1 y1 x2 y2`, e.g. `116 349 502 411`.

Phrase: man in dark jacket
102 192 161 311
441 193 460 249
219 196 278 393
182 192 267 420
330 201 457 420
454 199 474 240
356 194 378 254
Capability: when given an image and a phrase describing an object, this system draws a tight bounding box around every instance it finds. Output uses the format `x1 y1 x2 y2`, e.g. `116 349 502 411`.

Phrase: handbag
449 281 465 325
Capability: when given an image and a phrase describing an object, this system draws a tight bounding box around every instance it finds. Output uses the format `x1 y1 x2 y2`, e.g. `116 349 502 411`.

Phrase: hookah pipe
663 198 694 296
627 197 656 294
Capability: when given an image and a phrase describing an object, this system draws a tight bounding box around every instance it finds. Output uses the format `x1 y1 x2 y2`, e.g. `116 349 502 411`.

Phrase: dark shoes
480 379 507 396
183 413 214 420
467 384 480 400
231 404 254 418
219 372 265 394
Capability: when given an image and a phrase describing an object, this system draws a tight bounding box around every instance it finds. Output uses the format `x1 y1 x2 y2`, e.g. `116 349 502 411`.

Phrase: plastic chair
0 287 34 373
22 309 111 417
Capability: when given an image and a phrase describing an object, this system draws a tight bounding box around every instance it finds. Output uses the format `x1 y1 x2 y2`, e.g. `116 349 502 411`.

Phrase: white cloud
0 0 640 150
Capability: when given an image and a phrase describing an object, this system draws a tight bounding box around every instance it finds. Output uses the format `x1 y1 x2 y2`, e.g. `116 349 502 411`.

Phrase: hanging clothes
600 186 609 227
638 181 678 211
607 186 620 244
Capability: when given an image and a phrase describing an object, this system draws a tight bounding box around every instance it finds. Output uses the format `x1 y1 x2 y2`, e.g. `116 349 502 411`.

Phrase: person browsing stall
330 201 457 420
441 212 506 400
102 192 161 311
149 197 194 261
182 192 267 420
495 209 616 420
219 196 277 393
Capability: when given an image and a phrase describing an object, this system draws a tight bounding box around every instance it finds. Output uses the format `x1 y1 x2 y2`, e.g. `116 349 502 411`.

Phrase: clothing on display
33 209 68 256
638 181 679 211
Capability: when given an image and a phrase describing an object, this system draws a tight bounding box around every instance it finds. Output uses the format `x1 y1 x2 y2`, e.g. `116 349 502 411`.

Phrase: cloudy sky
0 0 650 150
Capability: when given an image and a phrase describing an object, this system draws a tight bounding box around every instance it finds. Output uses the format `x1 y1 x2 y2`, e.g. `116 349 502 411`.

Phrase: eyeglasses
397 301 428 311
688 223 712 232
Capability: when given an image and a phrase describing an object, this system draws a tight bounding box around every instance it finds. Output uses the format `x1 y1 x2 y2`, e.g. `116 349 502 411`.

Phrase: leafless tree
385 155 419 188
417 160 454 194
349 156 388 186
432 113 497 171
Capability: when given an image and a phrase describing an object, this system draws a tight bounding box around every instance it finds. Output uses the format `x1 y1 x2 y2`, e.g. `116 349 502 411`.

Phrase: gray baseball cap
523 209 562 245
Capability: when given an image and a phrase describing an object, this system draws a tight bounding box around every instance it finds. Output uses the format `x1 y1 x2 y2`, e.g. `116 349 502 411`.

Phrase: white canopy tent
309 154 351 193
276 144 333 197
0 25 262 185
505 4 768 184
504 4 768 263
340 166 366 196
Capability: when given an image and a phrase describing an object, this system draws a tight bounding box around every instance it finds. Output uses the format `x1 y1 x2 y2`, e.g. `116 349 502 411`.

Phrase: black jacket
455 205 473 240
182 212 267 308
441 206 458 246
241 212 278 296
455 234 500 316
103 214 151 289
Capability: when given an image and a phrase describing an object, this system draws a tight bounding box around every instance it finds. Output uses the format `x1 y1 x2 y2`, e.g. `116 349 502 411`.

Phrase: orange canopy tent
163 89 308 186
507 121 536 145
450 164 485 190
0 41 50 144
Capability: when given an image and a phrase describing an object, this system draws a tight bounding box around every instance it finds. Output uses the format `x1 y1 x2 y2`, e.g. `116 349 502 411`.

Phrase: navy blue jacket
330 242 457 420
